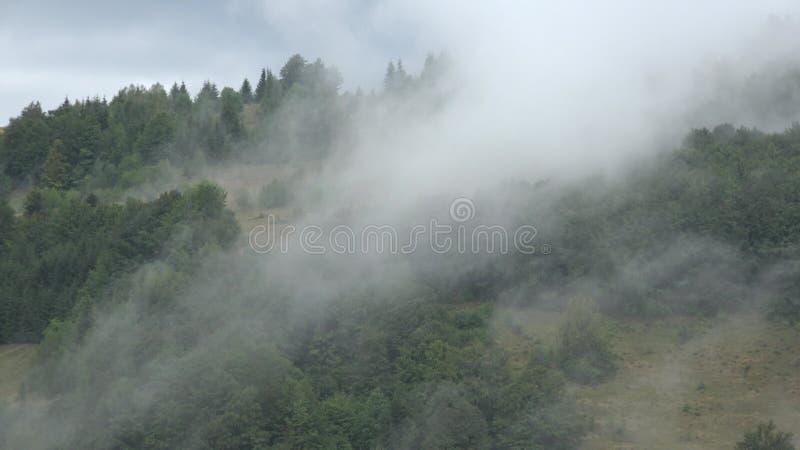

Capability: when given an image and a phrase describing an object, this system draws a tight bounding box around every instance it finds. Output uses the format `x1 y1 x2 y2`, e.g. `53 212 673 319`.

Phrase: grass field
0 344 37 402
493 307 800 449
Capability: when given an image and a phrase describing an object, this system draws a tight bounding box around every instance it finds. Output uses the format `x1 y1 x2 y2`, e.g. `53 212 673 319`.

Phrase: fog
3 1 800 448
303 1 800 215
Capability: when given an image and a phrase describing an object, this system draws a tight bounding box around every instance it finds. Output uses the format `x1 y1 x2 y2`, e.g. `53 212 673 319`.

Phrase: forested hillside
1 49 799 449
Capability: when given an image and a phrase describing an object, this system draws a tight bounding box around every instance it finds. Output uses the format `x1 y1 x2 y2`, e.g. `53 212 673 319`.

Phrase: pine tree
396 59 407 79
134 111 176 162
41 139 71 189
266 70 278 98
259 70 281 114
384 61 396 92
2 102 51 179
420 53 439 86
171 82 193 116
221 87 243 139
394 60 410 92
240 78 253 104
255 69 268 103
197 81 219 102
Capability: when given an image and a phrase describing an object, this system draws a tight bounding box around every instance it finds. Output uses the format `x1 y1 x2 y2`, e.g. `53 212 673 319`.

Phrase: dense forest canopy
1 42 799 449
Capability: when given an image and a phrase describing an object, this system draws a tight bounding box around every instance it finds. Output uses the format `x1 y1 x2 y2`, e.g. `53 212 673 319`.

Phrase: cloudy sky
0 0 440 124
2 1 800 126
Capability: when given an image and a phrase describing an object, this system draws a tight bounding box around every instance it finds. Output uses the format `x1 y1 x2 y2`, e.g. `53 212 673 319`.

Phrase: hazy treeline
515 123 800 321
1 50 799 447
0 53 448 200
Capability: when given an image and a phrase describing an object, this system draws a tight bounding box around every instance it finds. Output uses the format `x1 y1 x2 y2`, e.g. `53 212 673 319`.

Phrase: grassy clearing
0 344 37 402
205 161 317 208
493 307 800 449
211 162 311 231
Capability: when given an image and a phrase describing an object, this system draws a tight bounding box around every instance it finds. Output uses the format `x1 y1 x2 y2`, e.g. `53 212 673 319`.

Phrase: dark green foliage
4 51 800 449
40 139 71 188
220 87 244 139
0 53 588 449
508 123 800 320
239 78 253 104
197 80 220 103
0 259 589 449
259 69 281 114
0 199 13 248
0 54 444 188
134 110 175 162
0 102 51 179
736 421 796 450
284 291 587 448
280 54 307 91
0 182 238 342
109 84 170 151
169 82 193 117
255 68 268 103
497 399 591 450
396 383 490 449
0 173 10 198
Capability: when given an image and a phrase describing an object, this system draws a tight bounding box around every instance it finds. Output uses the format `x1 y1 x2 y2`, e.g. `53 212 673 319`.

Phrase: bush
735 421 795 450
499 400 592 450
556 298 617 384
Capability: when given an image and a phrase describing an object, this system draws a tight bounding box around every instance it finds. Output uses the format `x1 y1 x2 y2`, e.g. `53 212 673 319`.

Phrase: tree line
0 53 449 199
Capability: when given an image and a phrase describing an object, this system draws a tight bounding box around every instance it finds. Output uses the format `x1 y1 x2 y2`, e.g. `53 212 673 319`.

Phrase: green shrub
556 298 617 384
735 421 795 450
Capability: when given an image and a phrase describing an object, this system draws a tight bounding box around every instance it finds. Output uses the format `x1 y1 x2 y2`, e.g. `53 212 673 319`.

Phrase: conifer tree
255 68 268 102
41 139 71 189
384 61 396 91
240 78 254 104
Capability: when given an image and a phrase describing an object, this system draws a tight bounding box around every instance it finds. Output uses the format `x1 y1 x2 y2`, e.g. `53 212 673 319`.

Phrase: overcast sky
2 1 800 126
0 0 440 125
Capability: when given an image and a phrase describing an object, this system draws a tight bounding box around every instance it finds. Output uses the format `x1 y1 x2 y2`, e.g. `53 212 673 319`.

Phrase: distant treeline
0 53 448 196
512 123 800 320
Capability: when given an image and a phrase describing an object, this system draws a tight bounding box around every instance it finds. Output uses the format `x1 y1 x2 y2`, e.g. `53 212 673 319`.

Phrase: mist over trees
1 46 800 448
0 53 388 197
